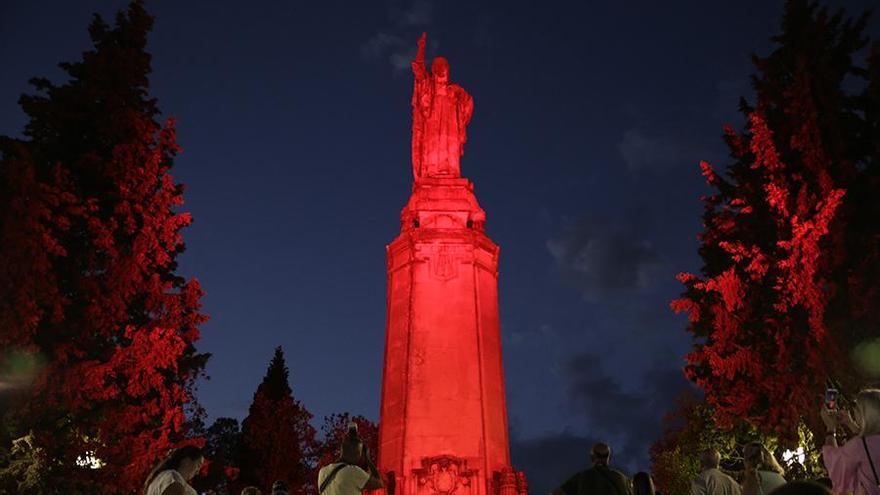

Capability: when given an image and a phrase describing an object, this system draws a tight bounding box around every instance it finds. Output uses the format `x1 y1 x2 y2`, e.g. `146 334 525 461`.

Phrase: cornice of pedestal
400 176 487 233
385 228 500 278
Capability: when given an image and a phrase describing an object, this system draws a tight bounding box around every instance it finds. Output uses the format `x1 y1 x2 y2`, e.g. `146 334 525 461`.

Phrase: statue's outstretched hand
413 32 427 78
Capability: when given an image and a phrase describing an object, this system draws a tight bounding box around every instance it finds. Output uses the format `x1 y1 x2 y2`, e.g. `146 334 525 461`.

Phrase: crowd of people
139 444 295 495
553 388 880 495
142 422 382 495
141 388 880 495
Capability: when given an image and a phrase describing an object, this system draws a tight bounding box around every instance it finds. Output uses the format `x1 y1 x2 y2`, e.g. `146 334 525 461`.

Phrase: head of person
340 424 364 464
143 445 204 493
272 480 290 494
853 388 880 436
432 57 450 84
699 449 721 471
590 443 612 467
743 442 784 475
241 487 262 495
632 472 655 495
767 481 831 495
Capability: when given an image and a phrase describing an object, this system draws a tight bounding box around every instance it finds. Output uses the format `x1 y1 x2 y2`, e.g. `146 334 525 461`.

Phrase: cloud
393 0 434 27
616 128 698 172
361 0 436 73
509 323 557 346
361 32 414 72
510 431 599 495
563 352 693 473
546 217 665 301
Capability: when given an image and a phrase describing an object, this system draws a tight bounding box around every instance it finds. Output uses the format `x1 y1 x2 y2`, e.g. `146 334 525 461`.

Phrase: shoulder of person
157 469 185 481
148 471 189 495
320 462 346 473
149 469 184 488
342 464 369 475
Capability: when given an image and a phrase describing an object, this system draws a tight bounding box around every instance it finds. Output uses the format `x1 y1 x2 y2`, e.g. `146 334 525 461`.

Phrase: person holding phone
821 388 880 495
316 423 384 495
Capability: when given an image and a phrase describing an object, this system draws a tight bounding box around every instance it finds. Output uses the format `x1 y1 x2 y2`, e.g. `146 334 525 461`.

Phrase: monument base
373 457 527 495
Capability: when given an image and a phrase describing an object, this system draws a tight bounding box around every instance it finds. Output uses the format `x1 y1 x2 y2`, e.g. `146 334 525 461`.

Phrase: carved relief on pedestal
415 244 471 281
493 469 528 495
515 471 528 495
412 456 478 495
432 245 456 281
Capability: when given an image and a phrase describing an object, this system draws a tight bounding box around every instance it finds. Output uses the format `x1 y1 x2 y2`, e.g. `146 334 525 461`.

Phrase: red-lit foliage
238 347 318 495
673 0 880 442
0 2 207 491
315 414 379 470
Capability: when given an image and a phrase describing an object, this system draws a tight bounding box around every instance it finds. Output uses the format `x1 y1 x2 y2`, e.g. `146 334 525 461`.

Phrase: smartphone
825 388 839 410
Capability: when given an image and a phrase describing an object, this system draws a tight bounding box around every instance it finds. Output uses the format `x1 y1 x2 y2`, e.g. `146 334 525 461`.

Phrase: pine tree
672 0 880 443
315 413 379 469
238 347 318 494
0 2 207 491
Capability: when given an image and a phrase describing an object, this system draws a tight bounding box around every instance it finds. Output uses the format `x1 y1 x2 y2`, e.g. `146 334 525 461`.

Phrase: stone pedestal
377 177 526 495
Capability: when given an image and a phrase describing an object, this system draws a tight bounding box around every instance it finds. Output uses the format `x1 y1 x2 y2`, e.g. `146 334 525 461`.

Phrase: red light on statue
376 33 527 495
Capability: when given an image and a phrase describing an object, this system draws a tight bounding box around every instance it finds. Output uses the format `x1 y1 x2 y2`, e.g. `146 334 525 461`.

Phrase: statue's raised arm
412 32 427 80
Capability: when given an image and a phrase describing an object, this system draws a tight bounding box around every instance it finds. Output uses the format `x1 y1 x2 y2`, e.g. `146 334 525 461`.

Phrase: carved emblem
432 246 455 281
413 456 476 495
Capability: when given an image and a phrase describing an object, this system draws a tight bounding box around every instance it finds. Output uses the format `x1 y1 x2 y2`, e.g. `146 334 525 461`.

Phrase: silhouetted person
742 442 786 495
691 449 741 495
813 477 833 490
633 472 656 495
240 488 261 495
317 423 384 495
553 442 632 495
271 480 290 495
143 445 204 495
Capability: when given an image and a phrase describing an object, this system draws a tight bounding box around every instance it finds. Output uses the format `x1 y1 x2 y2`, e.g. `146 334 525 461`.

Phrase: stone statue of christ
411 33 474 180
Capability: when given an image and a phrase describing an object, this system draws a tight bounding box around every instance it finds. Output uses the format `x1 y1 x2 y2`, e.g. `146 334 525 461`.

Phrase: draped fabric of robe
411 72 473 179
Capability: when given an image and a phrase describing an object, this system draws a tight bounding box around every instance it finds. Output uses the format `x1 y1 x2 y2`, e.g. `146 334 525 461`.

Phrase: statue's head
431 57 450 83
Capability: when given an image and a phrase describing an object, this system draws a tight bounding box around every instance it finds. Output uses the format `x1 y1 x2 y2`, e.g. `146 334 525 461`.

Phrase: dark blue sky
2 1 877 492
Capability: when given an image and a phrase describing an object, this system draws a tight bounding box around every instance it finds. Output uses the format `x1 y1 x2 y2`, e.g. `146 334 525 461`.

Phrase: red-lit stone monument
376 34 527 495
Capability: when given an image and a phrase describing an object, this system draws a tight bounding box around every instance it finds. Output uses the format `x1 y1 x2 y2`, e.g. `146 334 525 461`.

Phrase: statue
411 33 474 180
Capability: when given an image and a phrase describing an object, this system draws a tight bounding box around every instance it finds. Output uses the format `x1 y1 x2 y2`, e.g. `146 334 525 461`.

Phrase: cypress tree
239 347 318 494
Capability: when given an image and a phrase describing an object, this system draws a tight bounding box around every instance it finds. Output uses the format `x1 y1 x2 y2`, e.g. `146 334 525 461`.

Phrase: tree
238 347 318 494
315 413 379 469
650 393 824 494
650 394 738 495
192 417 242 495
672 0 880 444
0 2 208 491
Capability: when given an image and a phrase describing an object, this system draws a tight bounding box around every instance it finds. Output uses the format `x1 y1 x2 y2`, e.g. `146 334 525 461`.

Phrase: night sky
2 1 878 493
